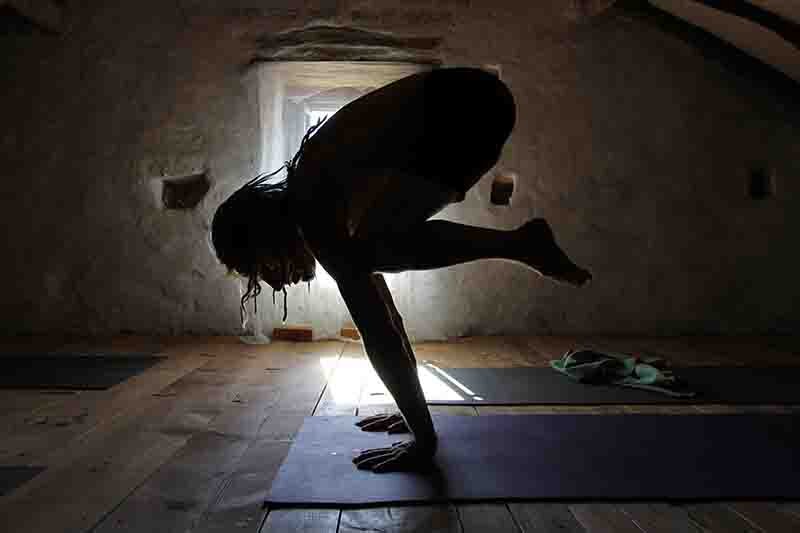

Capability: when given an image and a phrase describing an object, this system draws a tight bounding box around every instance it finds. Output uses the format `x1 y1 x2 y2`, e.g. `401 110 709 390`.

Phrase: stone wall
1 0 797 338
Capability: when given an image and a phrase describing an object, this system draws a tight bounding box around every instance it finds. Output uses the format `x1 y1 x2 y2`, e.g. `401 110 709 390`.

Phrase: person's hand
355 412 409 433
353 440 434 473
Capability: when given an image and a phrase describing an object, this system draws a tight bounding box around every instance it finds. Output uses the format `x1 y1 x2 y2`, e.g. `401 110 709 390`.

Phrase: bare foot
353 440 435 473
355 412 409 434
517 218 592 286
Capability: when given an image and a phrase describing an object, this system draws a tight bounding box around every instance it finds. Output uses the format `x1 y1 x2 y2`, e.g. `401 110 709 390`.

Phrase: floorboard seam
84 441 186 533
311 346 345 417
504 502 524 533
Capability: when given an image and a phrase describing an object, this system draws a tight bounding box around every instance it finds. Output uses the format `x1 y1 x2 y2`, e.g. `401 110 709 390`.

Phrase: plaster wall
1 1 798 339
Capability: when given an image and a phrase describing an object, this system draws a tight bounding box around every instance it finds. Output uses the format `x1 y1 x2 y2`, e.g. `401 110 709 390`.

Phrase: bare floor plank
619 503 702 533
92 431 252 533
508 502 585 532
0 352 208 464
569 504 643 533
194 439 290 533
339 506 461 533
0 355 235 532
314 344 367 417
93 342 341 533
1 426 187 533
727 502 800 533
682 503 759 532
257 413 309 441
1 341 337 533
183 340 343 533
261 508 340 532
458 503 518 532
0 390 71 419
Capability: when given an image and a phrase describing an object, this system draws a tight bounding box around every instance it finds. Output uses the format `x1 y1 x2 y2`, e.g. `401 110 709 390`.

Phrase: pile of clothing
551 349 696 398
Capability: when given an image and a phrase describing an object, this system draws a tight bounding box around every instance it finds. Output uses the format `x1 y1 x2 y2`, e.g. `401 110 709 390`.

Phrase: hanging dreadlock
211 116 327 326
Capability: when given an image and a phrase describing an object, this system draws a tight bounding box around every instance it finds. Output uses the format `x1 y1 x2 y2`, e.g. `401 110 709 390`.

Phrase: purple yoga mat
266 414 800 506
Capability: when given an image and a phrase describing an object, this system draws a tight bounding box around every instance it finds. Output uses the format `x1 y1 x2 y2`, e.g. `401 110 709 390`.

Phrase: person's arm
334 271 437 472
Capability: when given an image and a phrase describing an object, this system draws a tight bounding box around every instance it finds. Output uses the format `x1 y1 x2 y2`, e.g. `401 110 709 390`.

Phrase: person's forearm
366 349 436 451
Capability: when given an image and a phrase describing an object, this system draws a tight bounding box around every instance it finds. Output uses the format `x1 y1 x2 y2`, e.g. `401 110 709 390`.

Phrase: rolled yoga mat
0 355 166 390
419 365 800 405
266 414 800 506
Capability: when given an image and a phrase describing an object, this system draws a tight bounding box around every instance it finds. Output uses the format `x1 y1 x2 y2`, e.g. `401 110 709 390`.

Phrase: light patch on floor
319 357 466 405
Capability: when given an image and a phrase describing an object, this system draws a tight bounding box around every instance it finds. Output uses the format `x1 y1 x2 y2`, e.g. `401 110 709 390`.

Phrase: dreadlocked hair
210 116 327 325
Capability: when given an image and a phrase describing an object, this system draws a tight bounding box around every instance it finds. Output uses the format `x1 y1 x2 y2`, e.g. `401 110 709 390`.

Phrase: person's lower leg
371 220 517 272
369 219 591 285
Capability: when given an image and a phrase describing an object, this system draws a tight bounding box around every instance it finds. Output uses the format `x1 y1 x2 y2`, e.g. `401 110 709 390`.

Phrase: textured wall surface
1 0 798 339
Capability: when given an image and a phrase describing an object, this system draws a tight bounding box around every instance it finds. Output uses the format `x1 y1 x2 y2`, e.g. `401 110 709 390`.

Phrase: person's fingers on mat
373 447 424 473
358 420 387 431
352 446 394 463
353 447 389 459
355 452 395 470
360 447 403 469
387 420 409 433
373 453 409 473
356 414 401 431
355 414 385 427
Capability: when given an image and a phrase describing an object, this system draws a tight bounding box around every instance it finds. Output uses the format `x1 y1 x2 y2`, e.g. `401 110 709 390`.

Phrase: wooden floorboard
90 348 287 533
189 341 343 533
0 352 208 465
0 335 797 533
314 343 367 417
619 503 703 533
508 502 586 532
96 340 343 533
458 503 519 532
338 506 461 533
682 503 760 532
726 502 800 533
92 431 252 533
569 503 644 533
193 439 289 533
261 508 340 532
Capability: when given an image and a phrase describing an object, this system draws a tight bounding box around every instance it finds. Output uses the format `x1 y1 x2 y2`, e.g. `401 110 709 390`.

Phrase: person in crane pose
211 67 591 472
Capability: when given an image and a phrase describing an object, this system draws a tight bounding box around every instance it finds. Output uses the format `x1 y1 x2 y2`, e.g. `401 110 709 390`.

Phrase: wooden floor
1 335 799 533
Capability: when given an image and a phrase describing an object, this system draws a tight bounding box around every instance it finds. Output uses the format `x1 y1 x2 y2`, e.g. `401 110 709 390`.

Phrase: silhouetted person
211 68 591 472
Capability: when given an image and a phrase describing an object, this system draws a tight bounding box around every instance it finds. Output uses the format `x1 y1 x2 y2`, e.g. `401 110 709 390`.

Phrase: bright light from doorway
318 356 465 406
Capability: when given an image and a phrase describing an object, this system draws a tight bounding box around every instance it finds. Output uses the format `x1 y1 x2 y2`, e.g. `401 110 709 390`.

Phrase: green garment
550 349 696 398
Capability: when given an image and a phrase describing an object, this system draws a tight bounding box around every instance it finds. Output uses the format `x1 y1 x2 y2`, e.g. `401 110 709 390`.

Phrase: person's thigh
349 172 460 240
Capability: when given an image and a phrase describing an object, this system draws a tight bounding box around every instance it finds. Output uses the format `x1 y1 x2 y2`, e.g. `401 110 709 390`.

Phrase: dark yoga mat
0 355 166 390
422 365 800 405
0 466 45 496
266 414 800 506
